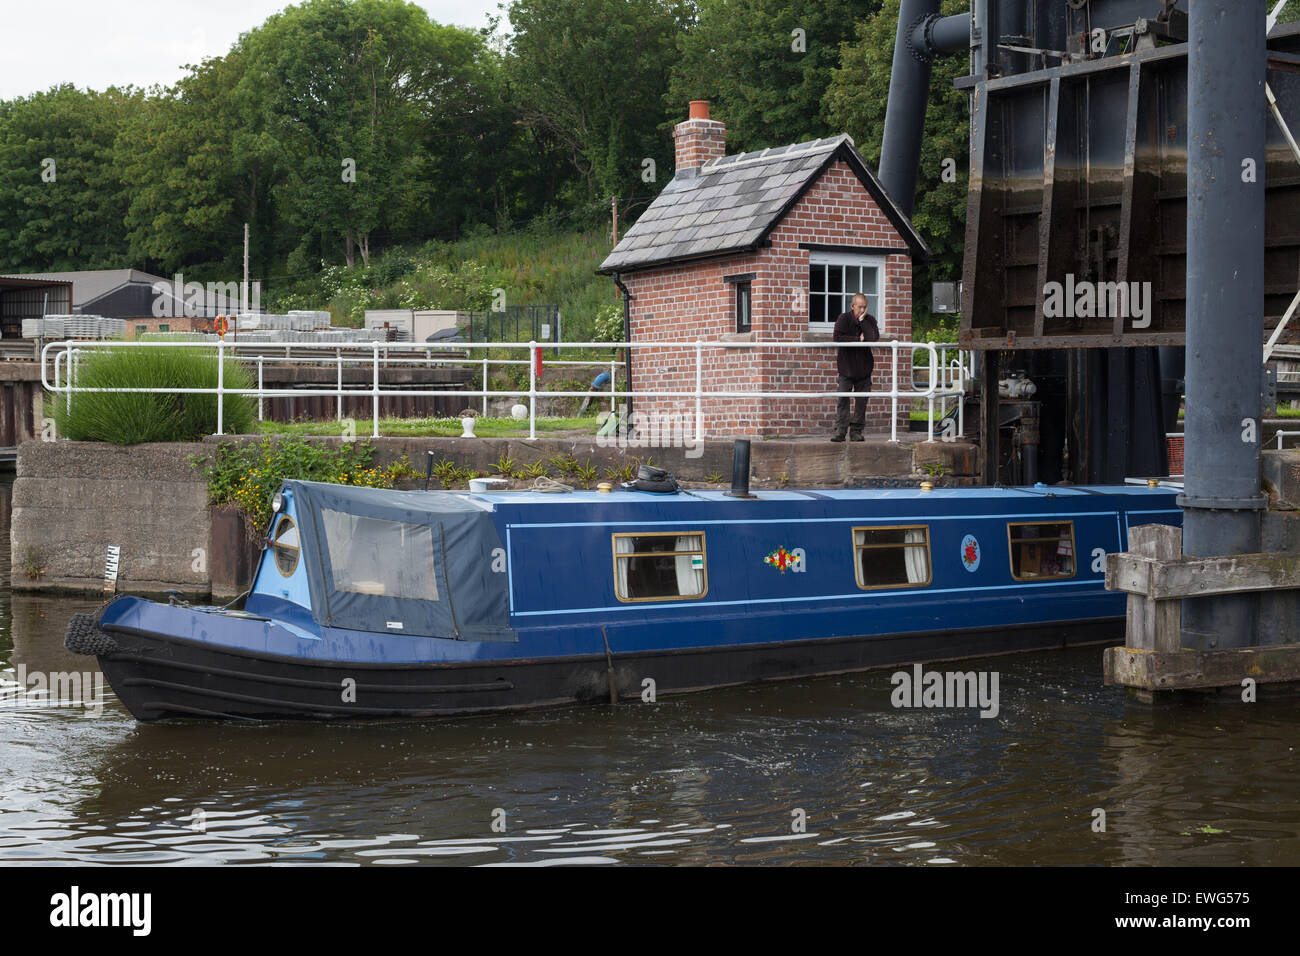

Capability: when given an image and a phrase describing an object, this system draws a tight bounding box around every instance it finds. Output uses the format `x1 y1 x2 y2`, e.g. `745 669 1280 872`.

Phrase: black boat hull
92 619 1121 722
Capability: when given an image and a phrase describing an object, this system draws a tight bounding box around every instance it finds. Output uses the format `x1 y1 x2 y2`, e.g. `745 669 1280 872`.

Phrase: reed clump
51 346 256 444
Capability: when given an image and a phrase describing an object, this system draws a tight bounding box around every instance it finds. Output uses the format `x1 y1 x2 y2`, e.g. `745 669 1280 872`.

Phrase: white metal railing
925 342 971 440
216 350 619 420
41 338 968 443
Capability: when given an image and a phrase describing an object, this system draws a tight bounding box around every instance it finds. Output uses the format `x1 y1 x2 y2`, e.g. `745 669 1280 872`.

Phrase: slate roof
12 269 168 309
600 134 928 274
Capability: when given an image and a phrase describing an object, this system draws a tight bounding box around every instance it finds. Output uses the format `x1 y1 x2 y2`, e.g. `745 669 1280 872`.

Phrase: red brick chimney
674 100 726 173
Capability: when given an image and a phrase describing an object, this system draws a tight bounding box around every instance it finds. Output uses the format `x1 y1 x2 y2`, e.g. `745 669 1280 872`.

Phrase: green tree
116 50 281 280
668 0 882 156
0 85 140 271
825 0 970 329
237 0 497 268
406 31 531 238
505 0 689 206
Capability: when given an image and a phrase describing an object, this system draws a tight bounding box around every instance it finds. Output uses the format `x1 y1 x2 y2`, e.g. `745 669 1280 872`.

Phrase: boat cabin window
271 514 299 576
1008 521 1076 580
320 509 439 600
613 532 707 602
852 526 931 589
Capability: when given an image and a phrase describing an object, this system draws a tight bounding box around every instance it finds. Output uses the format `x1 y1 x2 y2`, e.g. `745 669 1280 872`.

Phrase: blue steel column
1180 0 1267 650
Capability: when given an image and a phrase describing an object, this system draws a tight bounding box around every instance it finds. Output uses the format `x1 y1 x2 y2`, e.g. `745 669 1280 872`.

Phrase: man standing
831 293 879 441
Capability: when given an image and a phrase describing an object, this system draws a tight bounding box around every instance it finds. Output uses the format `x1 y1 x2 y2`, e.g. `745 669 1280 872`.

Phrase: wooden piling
1104 523 1300 691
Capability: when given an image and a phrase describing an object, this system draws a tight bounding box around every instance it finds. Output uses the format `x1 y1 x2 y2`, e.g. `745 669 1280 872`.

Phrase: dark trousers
833 374 872 436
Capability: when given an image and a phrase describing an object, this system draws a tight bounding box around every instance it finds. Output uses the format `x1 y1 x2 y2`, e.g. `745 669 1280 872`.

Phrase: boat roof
469 483 1180 506
279 479 1179 514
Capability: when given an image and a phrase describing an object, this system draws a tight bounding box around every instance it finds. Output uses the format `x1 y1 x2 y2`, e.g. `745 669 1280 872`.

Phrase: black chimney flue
725 439 756 499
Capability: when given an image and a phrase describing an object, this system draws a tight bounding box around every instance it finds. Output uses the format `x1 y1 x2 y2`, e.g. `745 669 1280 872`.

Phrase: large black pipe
920 13 970 55
994 0 1027 76
880 1 970 218
1180 0 1267 650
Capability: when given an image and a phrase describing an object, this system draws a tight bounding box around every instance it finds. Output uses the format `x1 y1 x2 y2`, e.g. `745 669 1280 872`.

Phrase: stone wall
194 434 976 490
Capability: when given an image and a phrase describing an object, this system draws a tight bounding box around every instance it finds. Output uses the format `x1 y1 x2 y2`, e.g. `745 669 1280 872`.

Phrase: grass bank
266 223 620 345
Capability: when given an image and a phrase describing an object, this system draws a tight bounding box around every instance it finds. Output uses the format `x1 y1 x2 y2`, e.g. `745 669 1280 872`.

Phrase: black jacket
832 310 880 379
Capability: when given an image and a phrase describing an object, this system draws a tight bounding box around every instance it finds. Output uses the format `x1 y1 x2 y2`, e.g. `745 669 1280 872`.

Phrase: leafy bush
52 346 256 444
592 303 625 342
394 260 496 311
372 252 418 287
913 312 961 344
196 437 417 529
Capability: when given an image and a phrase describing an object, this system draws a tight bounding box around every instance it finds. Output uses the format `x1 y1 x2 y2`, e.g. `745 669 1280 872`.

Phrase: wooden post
1124 524 1182 652
1105 523 1300 690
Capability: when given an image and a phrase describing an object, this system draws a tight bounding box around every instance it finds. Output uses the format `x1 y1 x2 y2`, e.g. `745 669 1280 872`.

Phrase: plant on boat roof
491 453 516 477
604 461 636 483
198 437 417 529
573 459 600 486
430 457 459 486
550 453 579 475
429 458 478 488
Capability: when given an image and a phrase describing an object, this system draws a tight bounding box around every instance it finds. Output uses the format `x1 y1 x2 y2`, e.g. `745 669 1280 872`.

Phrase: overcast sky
0 0 506 99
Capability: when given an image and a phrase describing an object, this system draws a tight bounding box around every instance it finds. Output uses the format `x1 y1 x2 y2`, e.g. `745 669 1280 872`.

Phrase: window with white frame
808 251 885 329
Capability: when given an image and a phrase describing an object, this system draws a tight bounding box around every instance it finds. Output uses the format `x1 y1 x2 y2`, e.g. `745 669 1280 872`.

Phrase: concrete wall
10 435 977 595
11 441 210 596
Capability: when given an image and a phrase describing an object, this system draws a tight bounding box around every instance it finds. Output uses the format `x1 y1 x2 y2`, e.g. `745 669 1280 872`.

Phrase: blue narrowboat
65 477 1182 721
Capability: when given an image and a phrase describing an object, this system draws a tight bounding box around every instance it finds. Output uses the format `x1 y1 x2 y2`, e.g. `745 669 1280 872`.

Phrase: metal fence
466 305 560 352
41 338 969 443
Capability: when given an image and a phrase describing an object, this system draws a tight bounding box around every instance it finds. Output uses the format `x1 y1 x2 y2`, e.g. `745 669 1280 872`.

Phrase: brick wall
674 118 727 172
125 316 216 339
624 159 914 438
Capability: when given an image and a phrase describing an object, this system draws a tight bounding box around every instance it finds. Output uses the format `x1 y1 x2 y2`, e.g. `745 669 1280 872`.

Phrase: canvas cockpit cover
284 480 516 642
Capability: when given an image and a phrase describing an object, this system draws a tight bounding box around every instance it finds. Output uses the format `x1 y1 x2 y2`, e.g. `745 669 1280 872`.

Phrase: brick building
599 101 928 438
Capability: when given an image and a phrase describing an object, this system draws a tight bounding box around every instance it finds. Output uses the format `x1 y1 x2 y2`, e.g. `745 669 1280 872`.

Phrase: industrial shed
0 275 73 340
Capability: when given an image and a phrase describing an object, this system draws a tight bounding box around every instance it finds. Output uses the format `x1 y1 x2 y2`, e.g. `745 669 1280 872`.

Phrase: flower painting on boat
764 546 801 573
961 534 981 572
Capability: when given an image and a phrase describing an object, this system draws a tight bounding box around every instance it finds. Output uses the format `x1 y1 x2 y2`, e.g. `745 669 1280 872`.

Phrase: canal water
1 478 1297 867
